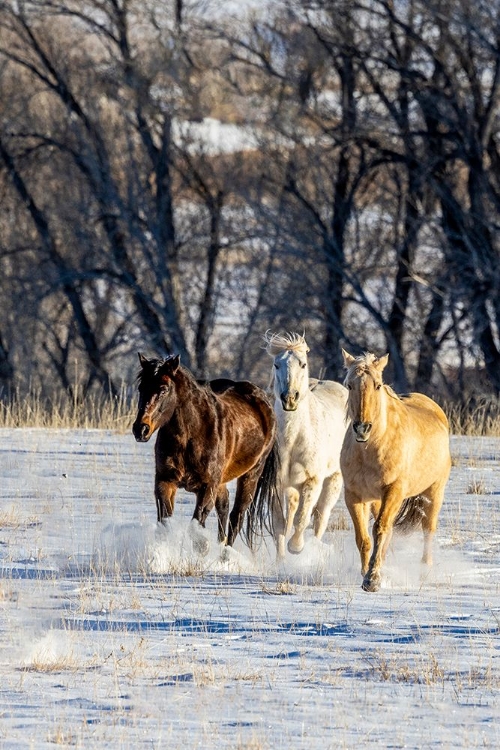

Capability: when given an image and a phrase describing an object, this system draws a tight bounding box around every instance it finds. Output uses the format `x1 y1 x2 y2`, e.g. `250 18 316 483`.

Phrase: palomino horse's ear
138 352 149 367
341 349 356 369
374 353 389 372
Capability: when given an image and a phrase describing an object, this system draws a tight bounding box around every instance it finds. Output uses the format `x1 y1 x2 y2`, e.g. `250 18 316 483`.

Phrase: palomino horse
263 332 348 557
341 350 451 592
132 353 279 551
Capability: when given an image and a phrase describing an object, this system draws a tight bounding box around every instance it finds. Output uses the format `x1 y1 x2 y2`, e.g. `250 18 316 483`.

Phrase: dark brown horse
132 353 279 550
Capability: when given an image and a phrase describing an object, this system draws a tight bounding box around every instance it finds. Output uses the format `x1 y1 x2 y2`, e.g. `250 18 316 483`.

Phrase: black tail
394 495 429 534
244 440 282 550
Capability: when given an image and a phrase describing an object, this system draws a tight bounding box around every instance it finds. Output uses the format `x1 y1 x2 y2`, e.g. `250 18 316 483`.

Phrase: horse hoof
362 574 381 592
287 537 304 555
193 537 210 556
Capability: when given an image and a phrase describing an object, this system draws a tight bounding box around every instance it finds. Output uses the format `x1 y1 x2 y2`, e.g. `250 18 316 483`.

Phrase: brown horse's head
133 353 180 442
342 349 389 442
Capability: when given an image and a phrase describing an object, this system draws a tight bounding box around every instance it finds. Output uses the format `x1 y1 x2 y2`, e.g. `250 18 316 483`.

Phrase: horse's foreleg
189 485 218 555
192 484 217 528
288 478 321 554
363 485 403 592
345 492 372 576
282 487 299 555
215 485 230 544
313 471 343 540
155 478 177 524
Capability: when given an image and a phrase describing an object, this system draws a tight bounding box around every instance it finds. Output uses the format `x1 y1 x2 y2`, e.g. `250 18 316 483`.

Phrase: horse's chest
342 443 398 496
156 433 217 488
280 425 321 483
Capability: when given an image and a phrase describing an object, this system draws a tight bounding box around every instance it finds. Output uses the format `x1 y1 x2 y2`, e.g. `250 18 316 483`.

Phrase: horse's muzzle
133 422 152 442
280 391 299 411
353 421 372 442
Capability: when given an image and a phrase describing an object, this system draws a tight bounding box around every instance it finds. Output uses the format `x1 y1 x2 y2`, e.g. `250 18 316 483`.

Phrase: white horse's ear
342 349 356 368
374 353 389 372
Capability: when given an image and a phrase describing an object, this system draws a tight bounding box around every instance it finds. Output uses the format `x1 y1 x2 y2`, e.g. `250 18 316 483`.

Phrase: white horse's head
264 331 310 411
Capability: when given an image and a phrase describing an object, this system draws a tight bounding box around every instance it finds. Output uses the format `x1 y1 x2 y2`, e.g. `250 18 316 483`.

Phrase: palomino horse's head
132 353 180 442
342 349 389 442
265 331 310 411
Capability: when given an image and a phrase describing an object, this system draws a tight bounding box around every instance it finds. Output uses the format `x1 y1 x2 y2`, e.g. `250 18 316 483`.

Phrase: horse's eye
274 363 279 369
347 384 352 390
376 384 381 390
300 363 307 369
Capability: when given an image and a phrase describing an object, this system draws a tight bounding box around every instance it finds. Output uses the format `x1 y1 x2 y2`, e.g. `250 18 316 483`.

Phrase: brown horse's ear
374 353 389 372
342 349 356 369
169 354 180 374
160 354 180 378
138 352 150 367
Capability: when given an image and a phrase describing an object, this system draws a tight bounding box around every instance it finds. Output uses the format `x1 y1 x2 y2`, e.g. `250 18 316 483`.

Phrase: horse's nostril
353 421 372 435
133 421 151 442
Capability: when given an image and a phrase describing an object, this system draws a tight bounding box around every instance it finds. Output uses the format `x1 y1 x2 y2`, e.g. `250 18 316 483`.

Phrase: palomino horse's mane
344 352 401 400
264 330 309 356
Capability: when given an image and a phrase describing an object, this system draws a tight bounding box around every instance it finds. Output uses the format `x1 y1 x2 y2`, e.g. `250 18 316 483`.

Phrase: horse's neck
363 390 393 447
275 391 312 443
170 370 209 433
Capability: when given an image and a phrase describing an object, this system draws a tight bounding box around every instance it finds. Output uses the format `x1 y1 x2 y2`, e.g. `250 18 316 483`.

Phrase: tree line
0 0 499 402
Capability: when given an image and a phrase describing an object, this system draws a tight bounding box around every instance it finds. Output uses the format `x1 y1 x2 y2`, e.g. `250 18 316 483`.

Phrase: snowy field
0 428 499 749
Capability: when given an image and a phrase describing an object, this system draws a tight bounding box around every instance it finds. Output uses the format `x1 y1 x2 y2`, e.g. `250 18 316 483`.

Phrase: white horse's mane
264 330 309 356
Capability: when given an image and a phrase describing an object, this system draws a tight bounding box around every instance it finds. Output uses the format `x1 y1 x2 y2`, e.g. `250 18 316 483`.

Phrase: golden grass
0 384 134 432
1 387 500 435
444 397 500 436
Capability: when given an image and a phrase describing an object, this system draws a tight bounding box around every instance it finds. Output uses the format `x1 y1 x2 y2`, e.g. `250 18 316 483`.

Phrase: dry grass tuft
466 478 490 495
261 580 296 595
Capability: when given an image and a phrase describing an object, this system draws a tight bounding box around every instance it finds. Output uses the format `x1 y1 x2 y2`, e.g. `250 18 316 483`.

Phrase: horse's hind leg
313 471 343 541
227 470 260 547
215 485 230 544
421 480 446 566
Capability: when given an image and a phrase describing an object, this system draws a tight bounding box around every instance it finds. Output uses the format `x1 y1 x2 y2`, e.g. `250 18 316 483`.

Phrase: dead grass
1 388 500 435
444 397 500 436
466 478 490 495
0 384 134 431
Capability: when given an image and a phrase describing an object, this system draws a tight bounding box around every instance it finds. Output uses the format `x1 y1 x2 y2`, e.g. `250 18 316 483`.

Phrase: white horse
265 331 348 557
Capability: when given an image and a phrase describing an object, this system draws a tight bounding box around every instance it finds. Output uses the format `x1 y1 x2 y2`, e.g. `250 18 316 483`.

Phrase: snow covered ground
0 429 499 749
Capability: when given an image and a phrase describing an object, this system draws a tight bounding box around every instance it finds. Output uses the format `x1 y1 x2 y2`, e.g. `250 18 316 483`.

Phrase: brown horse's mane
137 356 236 398
136 355 192 383
344 352 402 401
264 330 309 356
